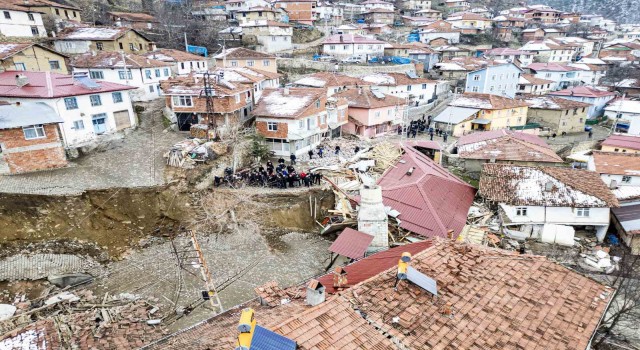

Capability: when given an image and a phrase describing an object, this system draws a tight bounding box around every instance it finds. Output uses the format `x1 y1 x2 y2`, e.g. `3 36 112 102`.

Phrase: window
263 60 270 66
343 45 348 50
576 208 590 217
515 207 527 216
320 115 326 124
14 63 26 71
407 85 412 91
545 73 551 78
235 94 241 103
73 120 85 130
149 85 155 93
298 120 304 129
329 45 335 50
315 100 320 108
489 86 494 92
49 60 60 70
112 92 123 103
28 13 34 21
3 11 10 19
374 111 381 118
31 26 39 36
118 70 132 80
230 60 238 67
64 97 78 110
90 71 104 79
89 95 102 106
473 75 480 81
180 62 185 69
172 96 193 107
73 11 77 17
154 69 161 77
23 125 45 140
119 43 124 50
623 176 632 183
272 36 277 42
267 122 278 131
472 86 478 92
491 75 496 81
129 43 135 51
145 70 152 79
96 42 104 50
422 83 427 89
139 44 143 50
247 60 254 67
163 68 170 77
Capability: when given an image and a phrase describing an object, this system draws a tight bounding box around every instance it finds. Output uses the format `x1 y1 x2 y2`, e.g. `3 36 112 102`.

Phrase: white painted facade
501 203 611 240
3 92 136 147
72 66 172 102
0 8 46 38
241 21 293 53
363 81 437 105
53 40 92 55
322 42 385 58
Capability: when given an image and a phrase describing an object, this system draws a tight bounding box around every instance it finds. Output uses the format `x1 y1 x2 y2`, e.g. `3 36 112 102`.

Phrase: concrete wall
527 107 587 134
214 57 277 73
0 9 46 38
73 66 171 102
465 64 520 98
501 203 611 226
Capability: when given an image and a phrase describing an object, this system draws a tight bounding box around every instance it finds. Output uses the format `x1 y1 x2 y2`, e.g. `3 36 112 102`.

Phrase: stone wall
277 58 417 77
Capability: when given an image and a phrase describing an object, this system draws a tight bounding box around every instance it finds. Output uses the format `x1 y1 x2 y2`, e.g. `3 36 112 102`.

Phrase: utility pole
188 230 223 313
202 72 217 137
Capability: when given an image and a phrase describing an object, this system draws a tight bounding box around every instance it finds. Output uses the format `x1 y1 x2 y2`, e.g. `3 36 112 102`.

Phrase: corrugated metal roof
433 106 479 124
377 146 476 239
602 134 640 151
612 204 640 235
0 103 62 129
329 228 374 260
250 325 296 350
317 240 433 294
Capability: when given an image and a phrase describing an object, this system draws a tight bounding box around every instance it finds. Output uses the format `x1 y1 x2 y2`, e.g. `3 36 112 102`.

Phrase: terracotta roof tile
522 94 592 109
333 87 406 109
519 73 554 86
213 47 275 60
479 163 619 207
457 131 562 163
550 86 616 98
144 49 208 62
601 134 640 151
108 11 158 22
591 151 640 176
254 281 290 307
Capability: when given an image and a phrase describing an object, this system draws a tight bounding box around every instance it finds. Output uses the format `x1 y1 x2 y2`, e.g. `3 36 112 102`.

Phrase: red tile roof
457 131 562 163
457 129 547 147
550 86 616 98
0 71 135 99
527 62 583 72
602 134 640 151
377 145 476 238
317 240 434 294
591 150 640 175
329 228 374 259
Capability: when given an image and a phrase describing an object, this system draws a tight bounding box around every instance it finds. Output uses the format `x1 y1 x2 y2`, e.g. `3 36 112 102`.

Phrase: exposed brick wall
256 120 288 138
167 93 250 114
0 124 67 174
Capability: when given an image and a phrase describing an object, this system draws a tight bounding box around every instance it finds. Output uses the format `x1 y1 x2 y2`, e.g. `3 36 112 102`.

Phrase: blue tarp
390 56 411 64
187 45 208 57
356 19 365 23
407 33 420 42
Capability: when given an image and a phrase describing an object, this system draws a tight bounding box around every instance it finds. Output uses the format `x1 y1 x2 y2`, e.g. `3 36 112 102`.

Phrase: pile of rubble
299 137 371 167
165 138 228 168
580 246 620 273
0 290 168 349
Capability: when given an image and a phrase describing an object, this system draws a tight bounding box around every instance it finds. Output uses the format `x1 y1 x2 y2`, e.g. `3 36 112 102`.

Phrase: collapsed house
479 163 619 242
140 239 614 350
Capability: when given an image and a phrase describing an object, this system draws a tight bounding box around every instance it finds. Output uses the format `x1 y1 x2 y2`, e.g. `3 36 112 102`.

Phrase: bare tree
594 250 640 349
602 64 640 89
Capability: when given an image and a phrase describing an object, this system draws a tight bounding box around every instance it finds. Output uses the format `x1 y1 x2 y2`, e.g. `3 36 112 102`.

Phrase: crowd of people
396 115 449 142
214 158 323 189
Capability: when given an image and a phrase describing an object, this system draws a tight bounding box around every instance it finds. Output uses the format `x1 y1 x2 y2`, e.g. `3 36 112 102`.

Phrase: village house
432 56 508 81
451 130 563 172
433 45 471 60
434 93 529 136
160 75 253 132
0 2 46 38
143 49 209 76
464 62 522 98
0 71 136 147
253 87 349 156
142 238 614 350
604 99 640 135
599 41 640 62
522 7 562 24
321 34 386 59
523 95 590 134
484 47 532 66
240 20 293 53
210 66 281 102
517 74 554 95
479 163 619 241
360 0 395 11
413 8 441 20
362 23 393 35
567 62 606 85
601 134 640 153
401 16 433 26
444 0 470 12
407 45 440 72
334 24 366 36
404 0 432 12
314 2 343 22
526 63 585 91
0 101 67 174
549 86 616 119
11 0 80 24
235 6 279 24
361 72 439 106
362 8 395 25
445 12 492 33
521 28 544 42
70 52 173 102
612 203 640 254
273 0 316 25
519 40 577 64
416 20 461 45
589 151 640 189
107 11 159 30
291 72 368 97
213 47 277 74
52 27 156 55
334 87 407 137
225 0 270 22
0 43 68 73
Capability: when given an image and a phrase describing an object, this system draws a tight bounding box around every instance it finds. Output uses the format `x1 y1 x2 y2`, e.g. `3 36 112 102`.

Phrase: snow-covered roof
604 100 640 113
253 88 325 118
57 27 129 40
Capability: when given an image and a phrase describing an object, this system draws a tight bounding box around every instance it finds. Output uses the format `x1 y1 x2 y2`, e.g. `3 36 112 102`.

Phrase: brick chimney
332 266 348 289
306 279 325 306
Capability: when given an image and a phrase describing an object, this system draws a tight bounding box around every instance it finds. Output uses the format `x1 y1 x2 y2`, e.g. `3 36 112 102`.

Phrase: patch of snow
0 44 19 55
361 74 395 85
0 329 47 349
513 167 606 206
295 76 327 88
65 27 123 40
261 91 313 117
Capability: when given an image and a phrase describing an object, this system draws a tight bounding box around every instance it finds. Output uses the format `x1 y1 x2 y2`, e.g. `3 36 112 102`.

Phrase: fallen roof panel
329 228 374 260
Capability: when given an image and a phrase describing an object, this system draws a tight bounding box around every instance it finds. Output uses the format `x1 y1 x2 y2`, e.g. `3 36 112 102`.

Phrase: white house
479 163 619 242
519 40 577 63
70 52 173 102
0 71 136 147
549 86 616 119
0 2 46 38
143 49 208 76
210 66 281 102
589 151 640 189
604 99 640 135
240 20 293 53
322 34 386 58
360 0 395 11
526 63 585 91
464 62 522 98
361 72 438 105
